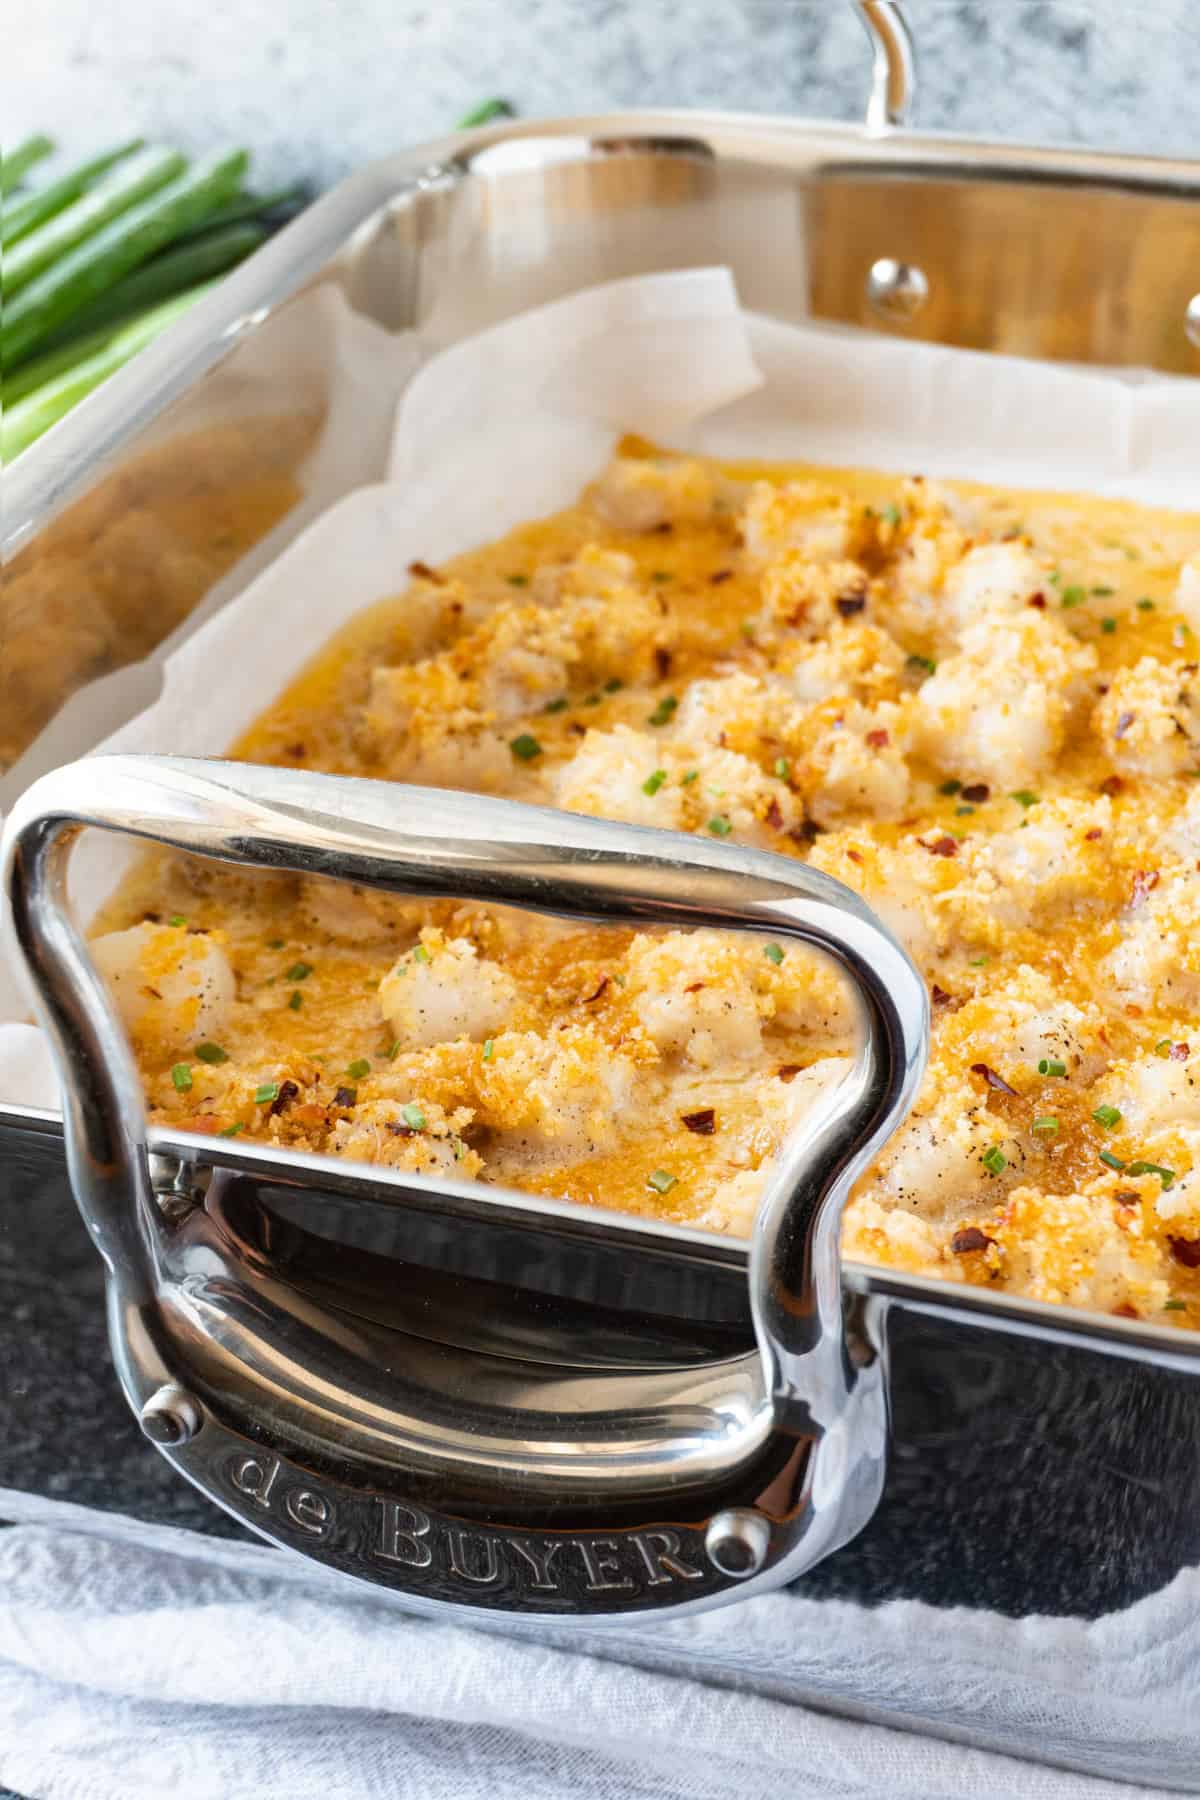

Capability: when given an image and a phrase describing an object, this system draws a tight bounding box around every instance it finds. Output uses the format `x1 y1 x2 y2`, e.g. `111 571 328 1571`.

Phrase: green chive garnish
1137 597 1155 612
171 1064 193 1093
647 1169 678 1194
346 1058 371 1080
707 815 733 837
604 677 623 693
681 769 699 785
1092 584 1115 597
1126 1160 1175 1190
288 990 302 1011
774 757 791 781
1101 618 1117 635
401 1103 426 1130
1060 585 1086 608
412 944 431 964
1032 1116 1059 1137
1164 1300 1188 1312
506 573 528 587
1099 1150 1126 1172
1037 1058 1067 1077
543 696 569 714
880 504 901 527
763 943 784 965
286 962 312 982
168 914 187 928
510 733 542 761
642 769 668 796
195 1042 228 1065
1093 1105 1122 1129
218 1122 244 1138
268 938 285 949
254 1082 279 1105
906 654 937 677
1011 790 1040 809
648 695 678 727
982 1146 1006 1175
482 1039 495 1062
1155 1039 1174 1058
938 779 962 796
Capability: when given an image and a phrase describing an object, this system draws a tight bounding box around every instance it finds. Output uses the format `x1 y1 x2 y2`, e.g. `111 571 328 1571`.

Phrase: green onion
482 1039 495 1062
288 990 302 1011
1101 618 1117 635
1093 1104 1122 1129
651 570 672 583
254 1082 279 1104
506 573 529 587
1099 1150 1126 1172
1037 1058 1067 1077
385 1040 401 1059
763 943 784 965
880 504 901 526
707 815 733 837
457 98 516 128
642 769 668 796
286 961 312 982
1137 598 1155 612
0 134 55 197
774 757 791 781
1126 1159 1175 1190
1059 586 1087 608
604 677 623 693
648 695 678 727
647 1169 678 1194
218 1121 245 1138
195 1041 229 1065
169 182 305 244
171 1063 193 1093
3 141 143 247
346 1058 371 1080
268 938 285 949
412 944 431 965
906 654 937 677
1164 1300 1188 1312
1011 790 1040 809
968 955 989 967
4 146 187 297
681 769 699 785
938 779 962 796
1092 584 1115 597
2 147 249 367
1155 1039 1174 1058
543 696 569 714
510 732 542 761
401 1102 427 1130
1032 1116 1059 1137
168 914 187 928
982 1146 1006 1175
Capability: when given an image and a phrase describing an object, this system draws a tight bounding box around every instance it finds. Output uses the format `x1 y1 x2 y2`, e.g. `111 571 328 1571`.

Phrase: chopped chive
1032 1116 1059 1137
681 769 699 785
268 938 285 948
1101 617 1117 634
171 1063 193 1093
285 961 312 982
543 696 569 714
1092 584 1115 597
401 1102 426 1131
254 1082 279 1104
968 955 989 967
707 815 733 837
880 504 901 527
1136 597 1155 612
1164 1300 1188 1312
506 573 528 587
938 779 962 796
288 989 302 1011
648 694 678 727
1010 790 1040 809
510 732 542 761
956 805 975 817
647 1169 678 1194
218 1122 244 1138
906 654 937 677
774 757 791 781
740 619 756 640
168 913 187 928
604 678 623 693
1099 1150 1126 1172
195 1041 229 1065
642 768 668 796
763 943 784 965
1037 1058 1067 1077
981 1146 1007 1175
1048 569 1062 585
1093 1104 1122 1129
386 1040 401 1059
482 1038 495 1062
412 943 431 965
1155 1038 1175 1058
1126 1159 1175 1190
584 693 602 706
346 1058 371 1080
651 570 672 583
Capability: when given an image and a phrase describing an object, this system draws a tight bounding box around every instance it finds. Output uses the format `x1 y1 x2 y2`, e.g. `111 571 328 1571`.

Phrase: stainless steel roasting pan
3 4 1200 1787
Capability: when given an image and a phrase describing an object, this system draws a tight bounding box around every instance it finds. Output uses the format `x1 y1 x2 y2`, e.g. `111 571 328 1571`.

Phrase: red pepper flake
921 835 958 858
1100 775 1124 796
710 568 733 585
1114 711 1136 740
581 974 609 1004
681 1107 716 1135
1028 592 1046 609
1168 1235 1200 1269
1112 1302 1140 1319
951 1227 995 1254
269 1079 300 1117
654 646 673 679
846 849 864 865
1171 1041 1191 1061
1131 869 1160 905
970 1062 1018 1096
683 981 706 994
865 728 890 749
1125 1003 1144 1018
765 796 784 831
408 559 445 584
775 1064 802 1083
286 743 307 761
1085 828 1103 841
930 984 958 1009
961 783 990 804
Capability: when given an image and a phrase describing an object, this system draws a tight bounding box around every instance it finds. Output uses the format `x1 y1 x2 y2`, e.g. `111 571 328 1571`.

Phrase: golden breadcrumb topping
95 442 1200 1328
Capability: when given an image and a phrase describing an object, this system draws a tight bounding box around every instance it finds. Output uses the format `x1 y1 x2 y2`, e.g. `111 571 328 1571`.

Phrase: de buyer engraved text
225 1453 708 1594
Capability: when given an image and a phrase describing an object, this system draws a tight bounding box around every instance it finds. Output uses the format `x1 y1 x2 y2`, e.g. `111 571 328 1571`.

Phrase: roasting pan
4 4 1200 1786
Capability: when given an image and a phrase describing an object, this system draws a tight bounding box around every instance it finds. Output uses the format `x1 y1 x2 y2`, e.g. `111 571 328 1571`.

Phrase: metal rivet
866 257 929 322
1186 294 1200 351
139 1384 202 1447
704 1507 771 1579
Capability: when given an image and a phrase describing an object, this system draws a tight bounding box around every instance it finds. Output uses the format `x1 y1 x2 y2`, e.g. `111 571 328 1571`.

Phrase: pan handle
3 755 927 1619
858 2 916 130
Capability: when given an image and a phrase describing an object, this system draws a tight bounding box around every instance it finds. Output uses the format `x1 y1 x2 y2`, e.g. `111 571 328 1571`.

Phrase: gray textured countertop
10 1 1200 187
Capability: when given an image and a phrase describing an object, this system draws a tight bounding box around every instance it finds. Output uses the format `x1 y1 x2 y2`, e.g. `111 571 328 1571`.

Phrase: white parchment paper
2 265 1198 1108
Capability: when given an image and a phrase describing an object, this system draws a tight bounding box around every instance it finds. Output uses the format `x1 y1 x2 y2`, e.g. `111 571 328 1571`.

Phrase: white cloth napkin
0 1492 1191 1800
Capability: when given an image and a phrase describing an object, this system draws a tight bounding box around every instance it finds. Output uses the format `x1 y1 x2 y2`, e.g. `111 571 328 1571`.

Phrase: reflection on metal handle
858 1 916 130
2 755 927 1617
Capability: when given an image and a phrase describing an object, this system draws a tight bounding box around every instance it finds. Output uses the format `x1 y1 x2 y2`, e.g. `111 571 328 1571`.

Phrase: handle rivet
139 1384 202 1447
705 1507 771 1579
866 257 929 322
1186 294 1200 351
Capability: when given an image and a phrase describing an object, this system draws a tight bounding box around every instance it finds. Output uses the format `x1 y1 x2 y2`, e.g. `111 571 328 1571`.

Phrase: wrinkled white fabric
0 1496 1191 1799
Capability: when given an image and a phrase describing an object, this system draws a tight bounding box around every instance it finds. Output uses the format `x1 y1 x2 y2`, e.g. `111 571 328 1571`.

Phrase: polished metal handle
858 1 916 129
3 755 927 1618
